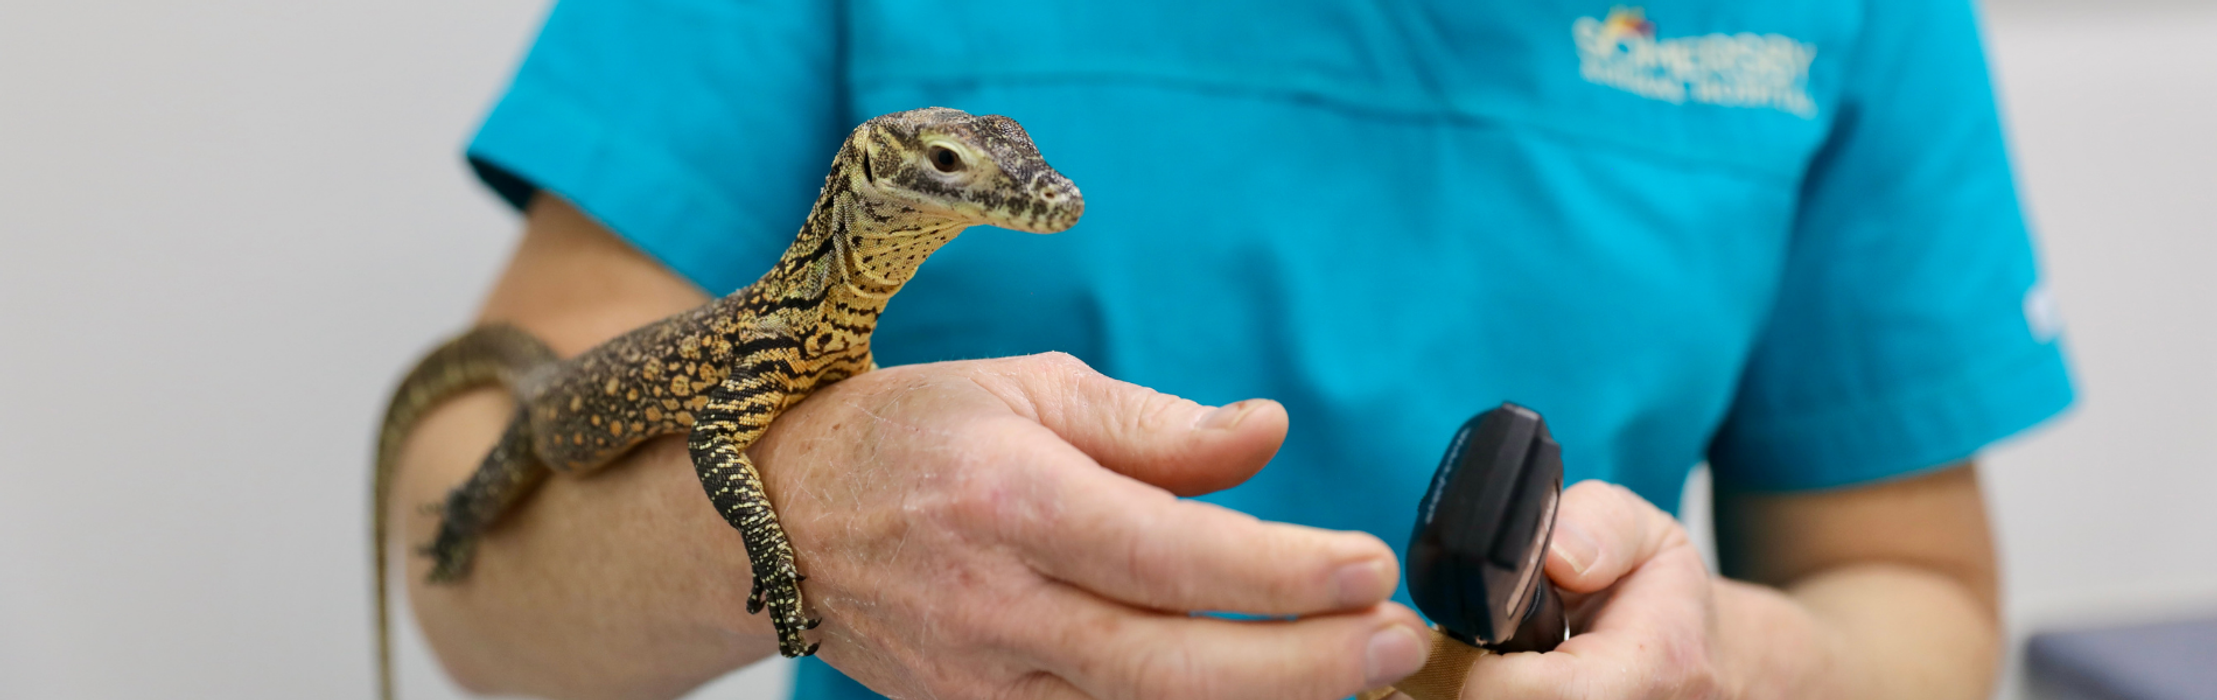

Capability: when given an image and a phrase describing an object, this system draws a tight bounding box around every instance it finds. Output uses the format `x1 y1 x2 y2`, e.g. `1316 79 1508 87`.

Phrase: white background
0 1 2209 698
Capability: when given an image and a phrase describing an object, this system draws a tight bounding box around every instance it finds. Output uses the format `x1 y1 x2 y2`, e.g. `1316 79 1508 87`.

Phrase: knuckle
1676 663 1724 699
951 575 1054 652
1121 643 1210 700
1021 350 1093 375
1656 518 1694 550
993 672 1061 700
985 352 1100 423
1117 520 1198 606
1040 612 1134 689
906 448 1019 532
1133 391 1202 433
942 467 1021 531
1654 635 1723 699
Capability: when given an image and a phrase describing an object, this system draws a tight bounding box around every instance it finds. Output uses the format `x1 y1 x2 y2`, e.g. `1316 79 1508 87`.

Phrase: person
384 0 2073 698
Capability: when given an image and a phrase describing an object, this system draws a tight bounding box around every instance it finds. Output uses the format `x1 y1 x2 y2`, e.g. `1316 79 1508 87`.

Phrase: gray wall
0 1 2207 698
1978 2 2217 696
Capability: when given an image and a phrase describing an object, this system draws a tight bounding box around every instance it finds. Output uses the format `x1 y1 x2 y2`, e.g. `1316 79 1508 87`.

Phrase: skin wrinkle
1117 491 1190 611
1135 388 1203 434
791 388 918 521
885 538 1013 697
966 371 1044 422
1132 640 1205 700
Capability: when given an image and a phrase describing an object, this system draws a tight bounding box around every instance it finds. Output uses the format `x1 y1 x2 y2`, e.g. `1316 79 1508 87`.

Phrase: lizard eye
928 146 964 173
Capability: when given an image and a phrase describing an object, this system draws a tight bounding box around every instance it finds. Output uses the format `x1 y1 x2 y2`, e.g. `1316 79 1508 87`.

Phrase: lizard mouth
976 188 1083 234
962 164 1082 233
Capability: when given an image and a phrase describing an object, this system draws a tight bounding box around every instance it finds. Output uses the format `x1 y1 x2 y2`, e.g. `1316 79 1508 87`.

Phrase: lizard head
855 107 1084 234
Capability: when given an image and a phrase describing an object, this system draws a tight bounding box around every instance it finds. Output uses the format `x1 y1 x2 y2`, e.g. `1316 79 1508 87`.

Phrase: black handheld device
1405 402 1568 653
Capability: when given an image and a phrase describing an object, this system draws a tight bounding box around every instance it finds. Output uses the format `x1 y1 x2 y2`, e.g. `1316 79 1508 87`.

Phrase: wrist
1711 577 1845 700
1783 564 2002 700
1712 563 2001 700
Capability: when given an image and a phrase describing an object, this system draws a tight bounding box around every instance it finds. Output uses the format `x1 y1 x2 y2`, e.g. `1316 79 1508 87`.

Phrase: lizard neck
739 138 969 348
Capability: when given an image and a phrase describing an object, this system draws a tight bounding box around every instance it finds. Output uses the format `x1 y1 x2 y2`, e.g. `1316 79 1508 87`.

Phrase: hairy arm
389 195 1427 700
392 195 772 699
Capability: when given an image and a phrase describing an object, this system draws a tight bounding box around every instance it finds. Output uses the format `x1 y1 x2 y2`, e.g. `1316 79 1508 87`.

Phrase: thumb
1544 480 1692 593
968 352 1289 496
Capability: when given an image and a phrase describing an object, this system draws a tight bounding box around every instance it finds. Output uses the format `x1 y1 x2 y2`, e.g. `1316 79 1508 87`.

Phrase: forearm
392 195 777 698
1716 563 1999 700
393 196 1424 700
1704 462 2001 700
392 388 779 699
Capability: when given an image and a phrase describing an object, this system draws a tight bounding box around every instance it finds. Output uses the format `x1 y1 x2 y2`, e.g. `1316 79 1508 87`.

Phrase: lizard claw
759 570 815 657
419 531 477 583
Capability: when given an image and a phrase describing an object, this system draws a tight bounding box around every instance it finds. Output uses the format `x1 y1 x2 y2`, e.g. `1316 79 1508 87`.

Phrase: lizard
371 107 1084 700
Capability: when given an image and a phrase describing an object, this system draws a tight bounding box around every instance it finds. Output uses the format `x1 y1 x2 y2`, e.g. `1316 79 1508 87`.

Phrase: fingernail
1364 624 1426 688
1553 519 1600 576
1197 400 1253 430
1332 560 1392 608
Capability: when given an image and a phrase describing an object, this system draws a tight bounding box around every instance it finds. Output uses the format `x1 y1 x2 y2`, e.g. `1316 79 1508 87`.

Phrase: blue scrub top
466 1 2073 697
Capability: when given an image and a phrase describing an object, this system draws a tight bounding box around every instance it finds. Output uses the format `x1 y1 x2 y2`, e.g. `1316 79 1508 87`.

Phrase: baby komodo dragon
371 107 1083 699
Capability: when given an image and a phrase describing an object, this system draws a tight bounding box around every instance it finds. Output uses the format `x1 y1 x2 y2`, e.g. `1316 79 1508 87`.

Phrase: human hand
747 352 1432 700
1387 480 1782 700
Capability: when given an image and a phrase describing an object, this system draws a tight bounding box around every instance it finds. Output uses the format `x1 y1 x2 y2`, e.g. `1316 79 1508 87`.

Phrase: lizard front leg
688 375 820 657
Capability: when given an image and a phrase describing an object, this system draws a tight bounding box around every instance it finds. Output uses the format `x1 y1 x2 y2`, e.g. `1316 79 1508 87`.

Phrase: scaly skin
371 107 1083 700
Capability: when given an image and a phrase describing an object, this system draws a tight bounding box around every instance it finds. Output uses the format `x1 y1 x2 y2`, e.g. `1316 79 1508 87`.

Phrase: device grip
1372 401 1572 698
1494 579 1566 655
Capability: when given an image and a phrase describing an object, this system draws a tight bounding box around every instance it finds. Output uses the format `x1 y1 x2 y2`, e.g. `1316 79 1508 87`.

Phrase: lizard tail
372 323 557 700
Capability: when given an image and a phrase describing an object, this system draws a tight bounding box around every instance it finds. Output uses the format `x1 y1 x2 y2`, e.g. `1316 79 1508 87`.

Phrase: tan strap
1358 627 1486 700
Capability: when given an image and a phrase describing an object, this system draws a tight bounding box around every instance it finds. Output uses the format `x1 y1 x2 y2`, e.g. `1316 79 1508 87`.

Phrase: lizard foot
756 563 817 657
694 447 815 655
419 520 480 583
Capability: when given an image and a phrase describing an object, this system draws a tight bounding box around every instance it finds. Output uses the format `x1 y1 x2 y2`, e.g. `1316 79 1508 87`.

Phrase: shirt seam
851 68 1808 182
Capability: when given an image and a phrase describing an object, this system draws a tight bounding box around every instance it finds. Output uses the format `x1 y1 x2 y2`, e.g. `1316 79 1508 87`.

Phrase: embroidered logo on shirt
2024 283 2063 342
1572 7 1819 119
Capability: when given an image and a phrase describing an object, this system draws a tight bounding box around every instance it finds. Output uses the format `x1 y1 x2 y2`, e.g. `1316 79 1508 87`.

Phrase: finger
1004 439 1400 614
1460 544 1717 699
1012 584 1432 700
1460 489 1717 699
1544 480 1697 593
968 352 1289 496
